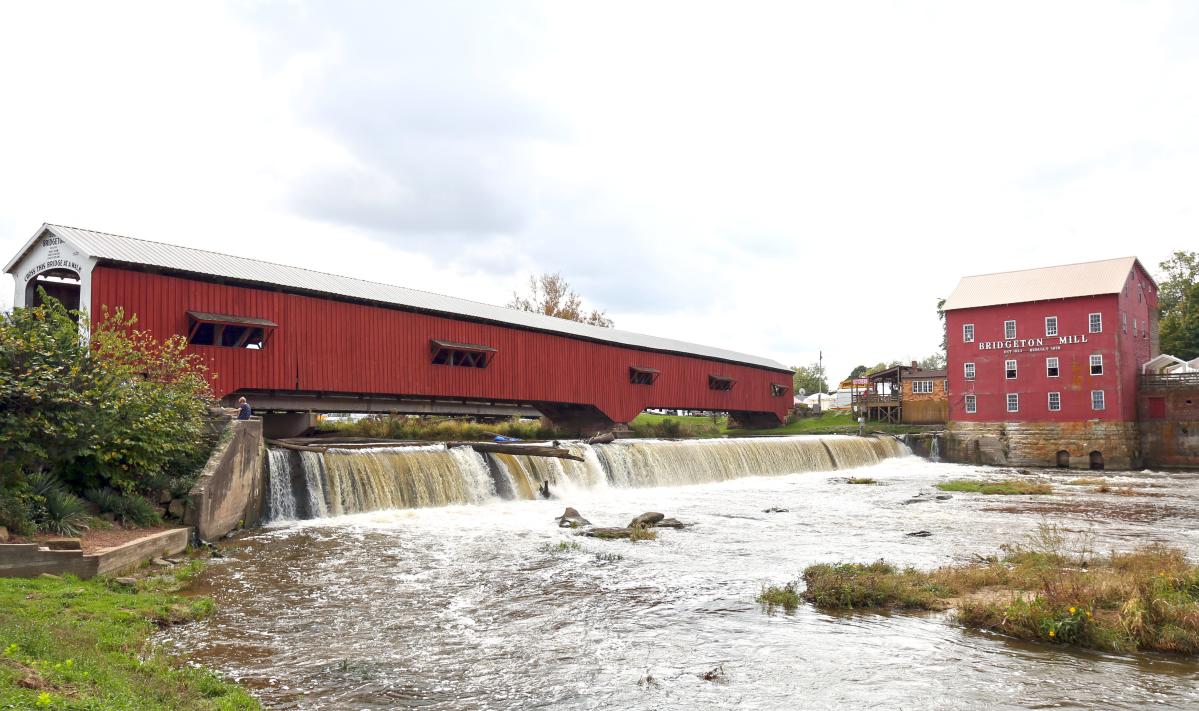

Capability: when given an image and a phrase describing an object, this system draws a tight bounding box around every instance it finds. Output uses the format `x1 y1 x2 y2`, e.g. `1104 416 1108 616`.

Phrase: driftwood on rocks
628 512 665 529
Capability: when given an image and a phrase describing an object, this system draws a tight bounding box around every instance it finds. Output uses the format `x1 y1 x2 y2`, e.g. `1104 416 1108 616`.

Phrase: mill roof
942 257 1154 311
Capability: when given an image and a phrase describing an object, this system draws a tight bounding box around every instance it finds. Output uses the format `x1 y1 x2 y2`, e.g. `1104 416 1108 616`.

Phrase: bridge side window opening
708 375 735 391
962 324 974 342
964 362 975 380
1089 313 1102 333
1048 392 1061 412
964 394 977 413
770 383 787 397
187 312 275 349
1005 359 1017 379
1046 357 1059 378
1007 393 1019 413
1091 390 1105 411
430 339 495 368
629 366 660 385
1004 320 1016 339
1090 354 1103 376
1045 316 1058 337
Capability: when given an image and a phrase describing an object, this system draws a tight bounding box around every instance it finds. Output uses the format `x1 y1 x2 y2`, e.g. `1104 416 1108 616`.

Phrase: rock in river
556 507 591 528
628 512 665 528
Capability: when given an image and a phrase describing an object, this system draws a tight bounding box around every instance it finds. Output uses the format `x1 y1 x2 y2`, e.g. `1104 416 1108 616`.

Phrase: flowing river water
162 436 1199 710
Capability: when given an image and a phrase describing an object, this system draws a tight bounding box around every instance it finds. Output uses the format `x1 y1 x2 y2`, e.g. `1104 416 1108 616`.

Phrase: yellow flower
1086 611 1092 618
1048 629 1056 638
1069 607 1076 614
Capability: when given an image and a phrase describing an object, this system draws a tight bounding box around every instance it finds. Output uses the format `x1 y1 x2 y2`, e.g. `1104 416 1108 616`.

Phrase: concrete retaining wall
185 418 267 542
0 529 188 578
943 420 1140 470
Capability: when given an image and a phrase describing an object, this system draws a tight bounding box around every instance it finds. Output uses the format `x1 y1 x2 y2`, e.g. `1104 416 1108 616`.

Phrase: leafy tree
792 362 828 396
508 272 613 327
1158 251 1199 317
866 361 901 375
846 364 869 381
917 353 947 370
1160 280 1199 360
935 297 947 353
0 293 215 533
1157 251 1198 359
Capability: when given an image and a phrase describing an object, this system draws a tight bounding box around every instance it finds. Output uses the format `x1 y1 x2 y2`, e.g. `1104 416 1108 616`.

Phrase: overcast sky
2 1 1197 384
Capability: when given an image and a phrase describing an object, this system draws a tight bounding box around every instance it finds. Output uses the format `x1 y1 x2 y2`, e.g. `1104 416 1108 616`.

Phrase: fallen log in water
448 442 585 462
267 439 329 453
268 438 583 461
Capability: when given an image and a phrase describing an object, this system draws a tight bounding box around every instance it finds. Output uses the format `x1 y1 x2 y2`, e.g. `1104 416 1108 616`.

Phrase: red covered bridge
6 224 793 435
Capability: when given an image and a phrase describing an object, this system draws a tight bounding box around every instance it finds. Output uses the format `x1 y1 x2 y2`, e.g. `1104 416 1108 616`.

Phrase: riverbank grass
798 542 1199 655
757 582 801 612
935 479 1052 495
0 571 258 709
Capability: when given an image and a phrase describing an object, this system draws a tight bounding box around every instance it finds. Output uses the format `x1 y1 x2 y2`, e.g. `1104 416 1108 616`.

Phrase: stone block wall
1139 383 1199 469
944 420 1140 470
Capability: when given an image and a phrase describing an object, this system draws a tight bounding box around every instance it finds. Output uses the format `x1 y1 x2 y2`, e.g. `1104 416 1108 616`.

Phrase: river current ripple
163 456 1199 710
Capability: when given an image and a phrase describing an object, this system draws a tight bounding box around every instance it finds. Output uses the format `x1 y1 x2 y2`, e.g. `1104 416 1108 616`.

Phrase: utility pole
818 349 823 410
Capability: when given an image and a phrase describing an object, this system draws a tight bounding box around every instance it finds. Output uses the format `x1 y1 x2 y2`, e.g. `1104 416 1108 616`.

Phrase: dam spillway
266 436 908 521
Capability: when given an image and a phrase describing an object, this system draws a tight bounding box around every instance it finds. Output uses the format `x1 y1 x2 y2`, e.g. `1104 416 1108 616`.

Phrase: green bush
27 473 90 537
0 292 214 534
84 488 161 527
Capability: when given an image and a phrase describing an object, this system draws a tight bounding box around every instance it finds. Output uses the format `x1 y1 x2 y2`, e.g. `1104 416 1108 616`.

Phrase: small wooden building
856 362 948 424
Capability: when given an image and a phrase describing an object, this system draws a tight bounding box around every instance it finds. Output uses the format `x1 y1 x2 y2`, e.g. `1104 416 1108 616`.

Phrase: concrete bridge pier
261 412 320 439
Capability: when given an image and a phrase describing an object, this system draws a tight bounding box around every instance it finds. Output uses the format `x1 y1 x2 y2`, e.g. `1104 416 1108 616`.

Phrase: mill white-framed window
1004 320 1016 339
963 323 974 343
964 362 975 380
964 394 977 413
1122 312 1127 333
1005 359 1017 379
1046 357 1059 378
1090 354 1103 376
1133 317 1138 335
912 380 934 394
1089 313 1102 333
1091 390 1105 411
1048 392 1061 411
1007 393 1019 413
1045 316 1058 337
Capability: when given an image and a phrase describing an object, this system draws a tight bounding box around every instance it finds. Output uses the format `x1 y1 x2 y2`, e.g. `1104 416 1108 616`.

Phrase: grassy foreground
0 568 258 710
796 537 1199 655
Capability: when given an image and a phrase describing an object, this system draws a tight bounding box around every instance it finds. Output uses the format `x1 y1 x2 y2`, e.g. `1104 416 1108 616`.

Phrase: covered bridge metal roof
6 224 790 371
942 257 1153 311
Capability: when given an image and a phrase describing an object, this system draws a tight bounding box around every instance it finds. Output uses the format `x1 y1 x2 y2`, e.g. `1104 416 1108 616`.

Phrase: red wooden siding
945 260 1158 424
90 265 792 423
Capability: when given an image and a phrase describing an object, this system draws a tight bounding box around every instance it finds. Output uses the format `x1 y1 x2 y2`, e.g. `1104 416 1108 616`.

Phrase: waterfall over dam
266 436 908 521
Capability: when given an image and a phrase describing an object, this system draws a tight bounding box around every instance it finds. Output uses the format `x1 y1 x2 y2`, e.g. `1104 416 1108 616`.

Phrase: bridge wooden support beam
533 403 619 437
726 411 783 430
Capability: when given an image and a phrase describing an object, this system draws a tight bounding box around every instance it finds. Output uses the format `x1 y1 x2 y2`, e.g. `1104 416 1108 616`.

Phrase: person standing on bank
237 396 252 420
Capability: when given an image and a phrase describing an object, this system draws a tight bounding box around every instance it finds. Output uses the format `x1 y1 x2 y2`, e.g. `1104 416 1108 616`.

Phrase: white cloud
1 1 1197 384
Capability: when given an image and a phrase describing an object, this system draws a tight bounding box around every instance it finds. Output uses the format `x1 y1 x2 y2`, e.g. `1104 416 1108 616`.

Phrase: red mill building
943 257 1159 470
